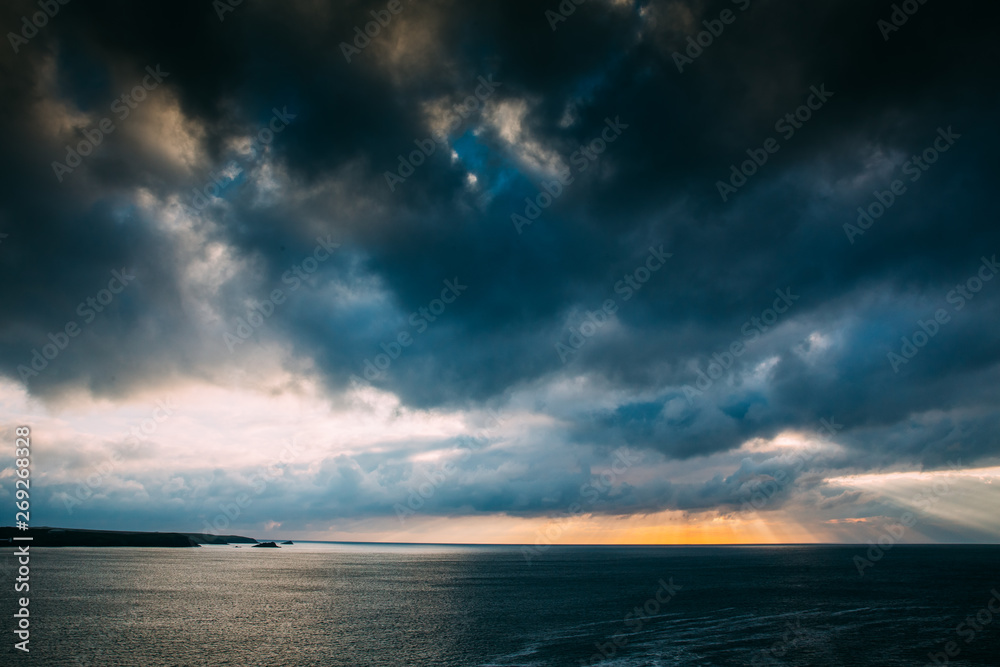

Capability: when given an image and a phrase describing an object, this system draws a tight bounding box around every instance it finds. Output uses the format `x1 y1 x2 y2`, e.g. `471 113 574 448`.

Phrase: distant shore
0 527 259 548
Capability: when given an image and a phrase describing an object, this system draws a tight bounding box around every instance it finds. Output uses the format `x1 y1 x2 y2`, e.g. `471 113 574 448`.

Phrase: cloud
1 0 999 541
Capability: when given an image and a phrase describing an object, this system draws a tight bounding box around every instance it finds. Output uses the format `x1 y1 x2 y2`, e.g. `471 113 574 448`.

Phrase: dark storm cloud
2 0 1000 523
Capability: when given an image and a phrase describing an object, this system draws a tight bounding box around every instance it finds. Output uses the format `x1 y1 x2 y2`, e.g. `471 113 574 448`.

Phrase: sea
2 544 998 666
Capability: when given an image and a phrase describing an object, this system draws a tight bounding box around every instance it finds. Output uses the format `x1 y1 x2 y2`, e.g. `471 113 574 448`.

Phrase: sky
1 0 999 545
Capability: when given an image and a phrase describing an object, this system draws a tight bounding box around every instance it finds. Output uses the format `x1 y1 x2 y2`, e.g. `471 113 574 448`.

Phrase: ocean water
2 544 998 666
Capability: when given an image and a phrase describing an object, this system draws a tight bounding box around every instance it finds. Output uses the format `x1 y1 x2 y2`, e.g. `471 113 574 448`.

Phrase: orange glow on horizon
314 510 831 546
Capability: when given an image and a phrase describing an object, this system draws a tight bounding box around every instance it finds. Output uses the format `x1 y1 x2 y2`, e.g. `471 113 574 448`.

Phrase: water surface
3 544 997 666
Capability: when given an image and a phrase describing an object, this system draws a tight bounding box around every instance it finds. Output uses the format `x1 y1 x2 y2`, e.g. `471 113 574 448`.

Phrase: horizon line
7 527 999 548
